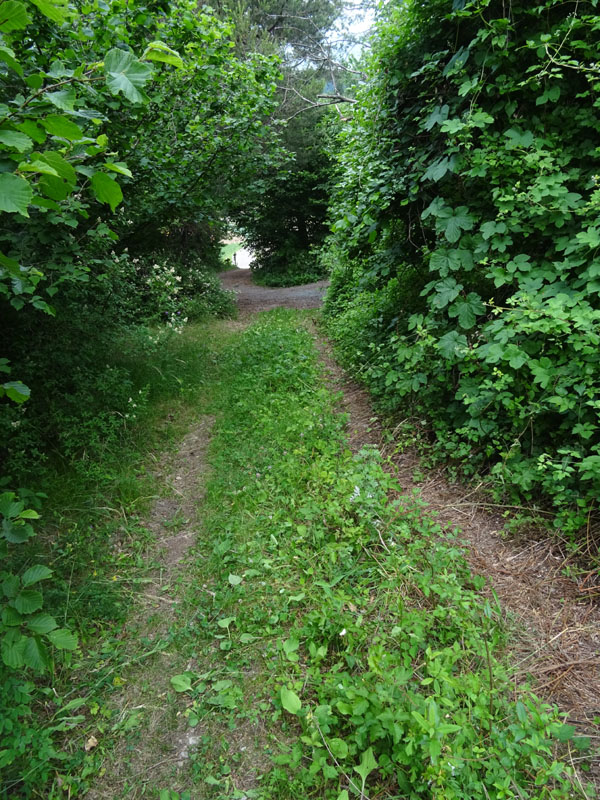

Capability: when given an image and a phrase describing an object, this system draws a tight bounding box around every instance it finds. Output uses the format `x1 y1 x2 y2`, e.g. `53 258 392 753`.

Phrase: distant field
220 242 242 264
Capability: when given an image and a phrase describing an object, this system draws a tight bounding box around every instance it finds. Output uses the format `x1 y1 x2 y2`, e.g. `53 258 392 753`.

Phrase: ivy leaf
280 686 301 714
0 1 31 32
104 48 153 104
443 47 470 76
422 157 452 183
91 173 123 211
22 565 52 586
47 628 78 650
0 174 32 216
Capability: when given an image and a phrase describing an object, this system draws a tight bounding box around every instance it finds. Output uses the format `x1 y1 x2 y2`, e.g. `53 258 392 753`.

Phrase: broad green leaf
23 635 50 670
39 175 69 201
14 589 43 614
1 605 22 626
443 47 469 76
337 793 349 800
1 630 26 668
142 41 183 69
2 575 21 598
16 120 46 143
354 747 377 785
505 127 534 148
38 150 76 183
104 48 153 104
0 173 32 216
437 331 468 359
91 172 123 211
280 686 301 714
228 573 242 585
431 278 462 309
444 207 474 243
216 616 235 628
42 115 83 141
104 161 132 177
46 88 76 111
422 157 451 183
29 0 68 23
0 45 23 76
283 636 299 661
18 159 60 176
423 104 449 131
170 672 193 692
22 564 52 586
329 738 348 759
0 1 31 31
448 293 485 330
0 493 21 517
27 612 58 634
47 628 78 650
2 518 33 543
3 380 31 402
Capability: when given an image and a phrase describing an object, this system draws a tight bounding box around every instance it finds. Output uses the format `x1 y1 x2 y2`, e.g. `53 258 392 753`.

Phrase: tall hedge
324 0 600 532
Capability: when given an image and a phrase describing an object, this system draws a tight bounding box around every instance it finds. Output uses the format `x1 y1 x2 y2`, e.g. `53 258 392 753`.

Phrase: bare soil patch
88 414 215 799
220 267 329 313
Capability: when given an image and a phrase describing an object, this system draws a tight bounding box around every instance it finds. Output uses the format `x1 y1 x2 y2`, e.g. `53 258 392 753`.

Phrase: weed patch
165 311 590 799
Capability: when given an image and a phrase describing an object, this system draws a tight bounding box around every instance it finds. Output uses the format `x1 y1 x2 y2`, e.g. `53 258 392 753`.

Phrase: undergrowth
0 320 227 798
4 310 595 798
165 311 591 800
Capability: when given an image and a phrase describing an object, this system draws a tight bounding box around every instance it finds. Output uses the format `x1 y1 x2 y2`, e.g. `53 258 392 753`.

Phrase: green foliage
324 0 600 533
172 311 585 799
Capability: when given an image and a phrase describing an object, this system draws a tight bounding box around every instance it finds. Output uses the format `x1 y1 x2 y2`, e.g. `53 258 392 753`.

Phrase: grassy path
85 310 587 800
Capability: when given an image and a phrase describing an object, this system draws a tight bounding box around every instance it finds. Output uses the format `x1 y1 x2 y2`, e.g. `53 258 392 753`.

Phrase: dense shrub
324 0 600 534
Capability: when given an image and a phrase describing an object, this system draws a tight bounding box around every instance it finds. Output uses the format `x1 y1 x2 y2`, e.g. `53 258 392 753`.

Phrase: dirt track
219 268 329 312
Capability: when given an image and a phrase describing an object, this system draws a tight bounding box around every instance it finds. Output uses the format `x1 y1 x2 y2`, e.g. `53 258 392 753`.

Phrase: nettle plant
324 0 600 533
